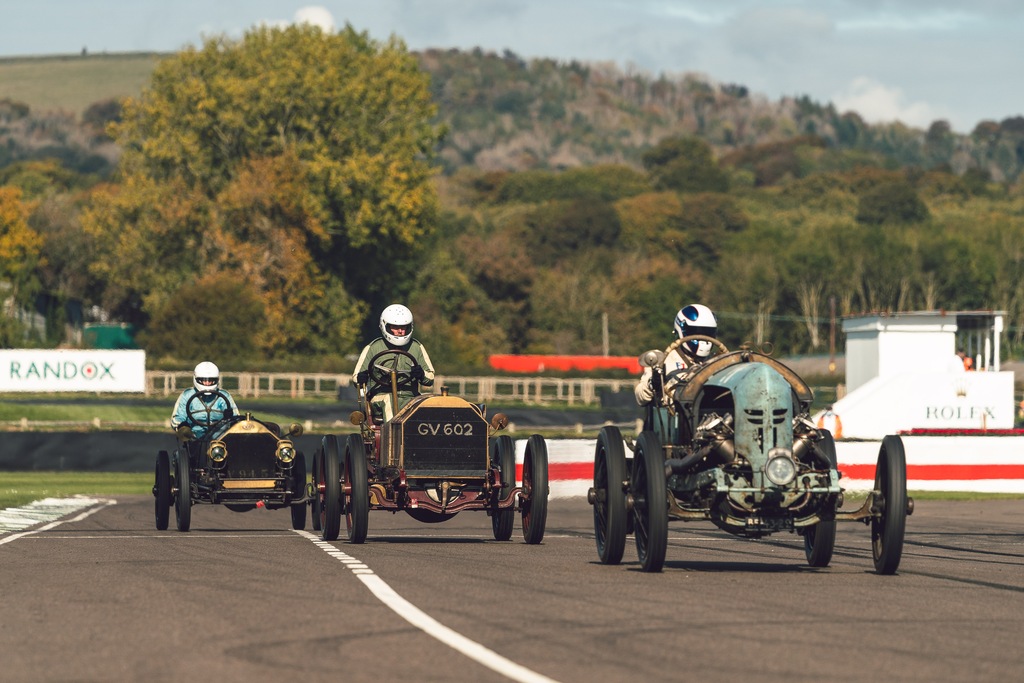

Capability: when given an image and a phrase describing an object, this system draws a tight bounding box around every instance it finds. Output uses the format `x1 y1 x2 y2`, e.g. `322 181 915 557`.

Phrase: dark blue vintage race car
153 392 309 532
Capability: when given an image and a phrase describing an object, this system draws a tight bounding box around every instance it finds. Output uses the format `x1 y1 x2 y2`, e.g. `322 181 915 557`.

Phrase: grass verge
0 472 151 510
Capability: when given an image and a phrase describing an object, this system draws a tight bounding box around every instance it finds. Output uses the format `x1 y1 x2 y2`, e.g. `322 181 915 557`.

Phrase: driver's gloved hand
356 370 369 385
410 365 425 382
175 424 194 441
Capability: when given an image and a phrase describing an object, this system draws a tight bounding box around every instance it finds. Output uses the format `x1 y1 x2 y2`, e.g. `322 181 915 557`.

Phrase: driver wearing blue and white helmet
171 361 239 440
352 304 436 421
635 304 719 405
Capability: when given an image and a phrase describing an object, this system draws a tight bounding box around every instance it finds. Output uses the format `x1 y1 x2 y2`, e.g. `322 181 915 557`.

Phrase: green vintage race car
589 336 912 574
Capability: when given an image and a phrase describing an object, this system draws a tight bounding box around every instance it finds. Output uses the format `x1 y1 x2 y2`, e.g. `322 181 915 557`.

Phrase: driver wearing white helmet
352 304 436 421
635 303 719 405
171 361 239 441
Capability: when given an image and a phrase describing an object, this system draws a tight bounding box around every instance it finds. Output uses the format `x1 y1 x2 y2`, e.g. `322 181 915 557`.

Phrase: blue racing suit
171 388 239 439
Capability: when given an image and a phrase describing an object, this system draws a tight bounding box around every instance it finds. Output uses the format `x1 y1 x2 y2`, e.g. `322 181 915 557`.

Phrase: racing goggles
196 376 217 386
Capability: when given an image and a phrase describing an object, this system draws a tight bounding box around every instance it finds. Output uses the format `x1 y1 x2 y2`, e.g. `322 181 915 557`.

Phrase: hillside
2 49 1023 182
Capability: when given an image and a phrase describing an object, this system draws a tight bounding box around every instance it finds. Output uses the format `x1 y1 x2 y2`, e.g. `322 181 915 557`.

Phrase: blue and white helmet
673 304 718 358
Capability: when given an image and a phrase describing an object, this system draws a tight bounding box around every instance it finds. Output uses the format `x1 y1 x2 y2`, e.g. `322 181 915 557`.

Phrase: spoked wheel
593 426 627 564
174 451 192 532
319 435 342 541
872 434 908 575
343 434 369 544
154 450 171 531
490 435 516 541
290 451 307 531
632 431 667 572
310 450 322 532
521 435 549 544
804 430 838 568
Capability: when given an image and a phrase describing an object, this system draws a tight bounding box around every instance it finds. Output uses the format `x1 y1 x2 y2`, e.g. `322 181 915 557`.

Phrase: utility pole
602 312 609 356
828 296 836 374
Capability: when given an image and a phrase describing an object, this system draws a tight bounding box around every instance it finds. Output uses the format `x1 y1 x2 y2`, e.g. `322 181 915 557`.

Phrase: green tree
139 273 265 363
84 24 443 355
642 136 729 193
856 180 930 225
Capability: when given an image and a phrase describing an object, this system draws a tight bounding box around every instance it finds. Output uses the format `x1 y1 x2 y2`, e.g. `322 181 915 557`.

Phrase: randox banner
0 350 146 392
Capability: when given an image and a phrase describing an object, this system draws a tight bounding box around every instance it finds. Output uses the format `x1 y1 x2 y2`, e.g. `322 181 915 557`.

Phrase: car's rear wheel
154 450 170 531
872 435 908 575
804 430 838 568
490 435 516 541
344 434 369 544
290 451 307 531
594 426 627 564
633 431 667 572
310 449 322 532
521 435 549 544
320 435 342 541
174 451 191 532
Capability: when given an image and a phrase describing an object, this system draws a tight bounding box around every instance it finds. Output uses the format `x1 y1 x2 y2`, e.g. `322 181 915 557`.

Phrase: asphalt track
2 497 1023 682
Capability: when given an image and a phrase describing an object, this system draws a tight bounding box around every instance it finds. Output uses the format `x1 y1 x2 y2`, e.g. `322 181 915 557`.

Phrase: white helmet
379 304 414 347
673 304 718 358
193 361 220 393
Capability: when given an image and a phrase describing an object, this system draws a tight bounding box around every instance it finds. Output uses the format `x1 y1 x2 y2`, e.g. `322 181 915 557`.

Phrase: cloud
294 6 335 32
833 76 946 128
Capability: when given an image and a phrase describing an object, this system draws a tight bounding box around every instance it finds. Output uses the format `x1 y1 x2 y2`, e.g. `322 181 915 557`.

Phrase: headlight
208 441 228 463
764 448 797 486
276 442 296 463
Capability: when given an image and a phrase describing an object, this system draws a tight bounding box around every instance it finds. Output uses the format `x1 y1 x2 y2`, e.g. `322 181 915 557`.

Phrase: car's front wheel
290 451 307 531
872 435 908 575
521 435 549 544
154 450 171 531
632 431 667 572
804 431 837 568
344 434 369 544
174 451 192 532
320 436 342 541
490 435 516 541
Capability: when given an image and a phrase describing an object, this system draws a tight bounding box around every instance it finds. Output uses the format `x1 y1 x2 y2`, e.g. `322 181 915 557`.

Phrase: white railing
144 371 635 406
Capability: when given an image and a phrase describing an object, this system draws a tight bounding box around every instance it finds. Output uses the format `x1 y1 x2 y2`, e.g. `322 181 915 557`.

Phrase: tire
872 434 908 575
154 450 170 531
290 451 307 531
521 435 549 544
490 435 516 541
593 426 627 565
804 430 837 568
310 449 322 532
632 431 667 572
344 434 369 544
174 451 192 532
320 435 342 541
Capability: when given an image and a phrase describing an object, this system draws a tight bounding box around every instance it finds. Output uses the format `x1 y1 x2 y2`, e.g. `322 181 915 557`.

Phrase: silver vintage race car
589 336 912 573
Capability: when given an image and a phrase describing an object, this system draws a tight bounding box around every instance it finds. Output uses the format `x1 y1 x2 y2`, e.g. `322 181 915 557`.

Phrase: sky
2 1 1021 134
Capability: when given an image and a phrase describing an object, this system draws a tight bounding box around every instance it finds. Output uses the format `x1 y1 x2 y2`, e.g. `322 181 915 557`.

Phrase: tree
83 24 443 355
642 136 729 193
0 187 44 317
856 180 930 225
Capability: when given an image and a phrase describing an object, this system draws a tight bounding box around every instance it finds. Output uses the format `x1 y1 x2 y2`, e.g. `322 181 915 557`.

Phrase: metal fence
145 372 638 406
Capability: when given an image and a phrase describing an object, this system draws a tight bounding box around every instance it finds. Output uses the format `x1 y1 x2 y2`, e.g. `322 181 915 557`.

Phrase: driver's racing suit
171 389 239 440
352 337 435 421
634 347 692 406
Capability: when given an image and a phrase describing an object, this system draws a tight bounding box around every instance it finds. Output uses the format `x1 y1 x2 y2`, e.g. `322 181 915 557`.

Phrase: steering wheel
664 334 730 359
366 349 422 388
185 390 234 431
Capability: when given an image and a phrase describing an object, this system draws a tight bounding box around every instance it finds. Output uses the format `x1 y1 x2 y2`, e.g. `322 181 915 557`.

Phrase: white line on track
0 499 115 546
294 530 560 683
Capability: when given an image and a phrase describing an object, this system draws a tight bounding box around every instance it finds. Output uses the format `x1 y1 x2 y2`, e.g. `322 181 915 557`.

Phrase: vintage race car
589 335 913 574
153 391 309 532
312 349 549 544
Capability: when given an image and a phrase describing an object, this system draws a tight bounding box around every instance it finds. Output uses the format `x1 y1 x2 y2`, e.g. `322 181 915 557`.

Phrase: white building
825 310 1014 439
